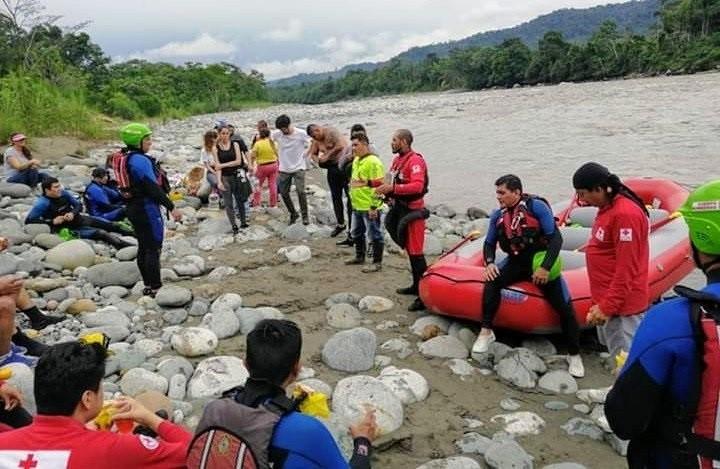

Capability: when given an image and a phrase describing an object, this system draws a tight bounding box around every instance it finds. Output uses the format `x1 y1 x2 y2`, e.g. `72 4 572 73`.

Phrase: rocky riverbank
0 117 624 468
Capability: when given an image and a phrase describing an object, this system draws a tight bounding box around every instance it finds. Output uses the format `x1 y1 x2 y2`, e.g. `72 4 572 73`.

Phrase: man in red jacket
375 129 429 311
0 341 191 468
573 162 650 369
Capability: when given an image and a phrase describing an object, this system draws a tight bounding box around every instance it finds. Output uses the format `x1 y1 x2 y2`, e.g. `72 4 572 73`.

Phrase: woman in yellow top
345 133 385 273
249 128 279 208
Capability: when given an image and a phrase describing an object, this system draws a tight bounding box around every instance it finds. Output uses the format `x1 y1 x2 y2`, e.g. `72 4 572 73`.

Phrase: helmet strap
692 244 720 276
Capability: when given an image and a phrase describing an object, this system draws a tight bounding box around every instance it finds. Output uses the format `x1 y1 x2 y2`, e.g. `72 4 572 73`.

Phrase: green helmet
678 180 720 255
120 123 152 148
532 250 563 281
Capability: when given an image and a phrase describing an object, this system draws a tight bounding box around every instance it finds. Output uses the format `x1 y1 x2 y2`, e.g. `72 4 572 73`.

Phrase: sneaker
240 223 250 229
362 263 382 273
568 354 585 378
345 257 365 265
232 226 239 236
336 238 354 247
330 225 345 237
396 285 417 295
142 287 159 298
408 297 426 312
471 330 496 354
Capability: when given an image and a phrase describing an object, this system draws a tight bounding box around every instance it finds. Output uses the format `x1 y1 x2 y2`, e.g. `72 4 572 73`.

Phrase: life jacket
187 386 296 469
662 285 720 468
391 152 429 204
112 151 170 199
496 194 552 255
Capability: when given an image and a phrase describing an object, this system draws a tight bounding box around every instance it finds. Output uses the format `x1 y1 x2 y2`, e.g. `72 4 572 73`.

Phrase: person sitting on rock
0 341 192 467
0 236 64 356
26 177 134 249
3 133 48 188
84 168 127 222
194 319 378 469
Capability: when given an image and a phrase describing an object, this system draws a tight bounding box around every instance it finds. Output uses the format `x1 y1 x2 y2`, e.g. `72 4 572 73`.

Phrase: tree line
0 0 267 138
270 0 720 104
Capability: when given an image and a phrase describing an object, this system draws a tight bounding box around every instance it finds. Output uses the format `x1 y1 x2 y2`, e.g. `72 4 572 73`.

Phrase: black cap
92 167 108 179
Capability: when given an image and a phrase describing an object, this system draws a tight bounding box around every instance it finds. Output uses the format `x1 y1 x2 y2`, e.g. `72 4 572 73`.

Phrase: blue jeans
7 169 48 187
351 211 384 242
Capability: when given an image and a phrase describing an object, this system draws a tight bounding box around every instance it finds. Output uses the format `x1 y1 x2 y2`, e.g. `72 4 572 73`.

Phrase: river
217 72 720 212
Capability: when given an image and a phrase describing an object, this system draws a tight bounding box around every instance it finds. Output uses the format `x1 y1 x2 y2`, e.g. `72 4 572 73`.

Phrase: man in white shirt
273 115 310 225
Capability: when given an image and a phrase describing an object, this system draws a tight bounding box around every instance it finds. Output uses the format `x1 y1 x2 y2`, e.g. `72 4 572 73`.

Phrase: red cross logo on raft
18 454 37 469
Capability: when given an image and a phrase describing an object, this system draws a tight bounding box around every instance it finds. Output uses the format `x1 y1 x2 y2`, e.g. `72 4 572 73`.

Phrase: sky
42 0 611 80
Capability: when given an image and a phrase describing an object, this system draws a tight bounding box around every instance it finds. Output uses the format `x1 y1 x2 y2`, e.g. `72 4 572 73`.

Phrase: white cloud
128 33 236 60
261 19 303 41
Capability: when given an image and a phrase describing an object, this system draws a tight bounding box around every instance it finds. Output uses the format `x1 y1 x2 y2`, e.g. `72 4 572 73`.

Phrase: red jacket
586 194 649 316
389 150 427 210
0 415 191 468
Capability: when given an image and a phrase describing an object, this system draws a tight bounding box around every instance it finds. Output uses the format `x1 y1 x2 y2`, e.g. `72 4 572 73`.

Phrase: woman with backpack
215 125 250 235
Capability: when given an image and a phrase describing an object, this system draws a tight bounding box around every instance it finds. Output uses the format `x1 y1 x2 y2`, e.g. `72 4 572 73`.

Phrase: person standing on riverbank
121 123 182 298
3 133 48 188
573 162 649 369
307 124 353 238
215 125 249 235
375 129 429 311
249 128 279 208
472 174 584 377
273 115 310 225
345 133 385 273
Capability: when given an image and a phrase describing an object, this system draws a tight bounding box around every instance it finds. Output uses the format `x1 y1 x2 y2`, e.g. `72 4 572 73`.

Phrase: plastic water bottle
208 192 220 210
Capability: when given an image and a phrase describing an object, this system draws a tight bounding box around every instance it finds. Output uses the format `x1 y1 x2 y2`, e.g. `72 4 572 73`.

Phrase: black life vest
496 195 551 255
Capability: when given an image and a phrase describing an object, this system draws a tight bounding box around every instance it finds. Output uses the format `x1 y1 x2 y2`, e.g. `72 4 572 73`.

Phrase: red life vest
495 195 549 255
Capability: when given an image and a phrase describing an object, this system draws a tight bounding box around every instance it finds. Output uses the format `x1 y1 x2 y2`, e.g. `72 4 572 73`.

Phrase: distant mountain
269 0 660 87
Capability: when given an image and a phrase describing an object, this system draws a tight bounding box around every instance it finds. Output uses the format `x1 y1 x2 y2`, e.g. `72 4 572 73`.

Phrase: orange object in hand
114 418 134 434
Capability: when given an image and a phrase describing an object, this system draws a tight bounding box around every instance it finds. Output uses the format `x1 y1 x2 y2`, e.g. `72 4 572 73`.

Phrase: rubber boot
407 255 428 311
12 330 49 357
345 237 366 265
362 241 384 273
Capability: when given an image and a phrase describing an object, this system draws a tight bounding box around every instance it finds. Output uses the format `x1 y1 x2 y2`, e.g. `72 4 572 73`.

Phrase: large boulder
0 182 32 198
119 368 168 397
418 335 469 359
34 233 64 250
155 286 193 307
377 366 430 404
171 327 219 357
45 240 96 270
333 375 404 435
86 261 141 287
322 328 376 372
201 308 241 339
187 356 249 399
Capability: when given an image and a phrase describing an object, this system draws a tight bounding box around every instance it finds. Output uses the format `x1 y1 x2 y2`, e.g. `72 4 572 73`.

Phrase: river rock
466 207 489 220
358 295 394 313
327 303 362 329
282 224 309 240
172 255 205 277
157 356 195 380
325 292 362 308
377 366 429 404
484 439 533 468
134 339 164 357
433 204 457 218
168 374 187 400
100 285 129 298
79 310 130 328
332 375 404 434
521 337 557 357
0 253 18 275
0 182 32 198
538 370 578 395
155 286 192 307
187 356 249 399
34 233 64 250
188 299 210 317
236 307 285 334
411 316 451 336
544 400 570 411
446 359 476 377
561 418 605 441
119 368 168 397
455 432 493 455
542 464 588 469
500 398 522 411
201 308 241 339
380 338 414 359
163 308 188 325
417 456 482 469
171 327 219 357
322 328 376 372
278 245 312 263
419 335 469 359
24 224 50 237
491 411 546 436
495 348 547 389
67 299 98 315
110 350 147 373
86 261 141 287
211 293 243 313
24 278 68 293
207 266 237 282
116 246 138 261
576 387 610 405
